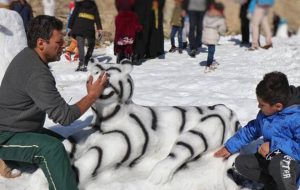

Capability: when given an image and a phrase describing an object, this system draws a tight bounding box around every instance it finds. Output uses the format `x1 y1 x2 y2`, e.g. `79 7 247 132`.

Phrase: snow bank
0 9 27 84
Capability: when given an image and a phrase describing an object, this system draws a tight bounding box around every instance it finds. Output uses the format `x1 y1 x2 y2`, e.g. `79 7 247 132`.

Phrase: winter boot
168 46 176 53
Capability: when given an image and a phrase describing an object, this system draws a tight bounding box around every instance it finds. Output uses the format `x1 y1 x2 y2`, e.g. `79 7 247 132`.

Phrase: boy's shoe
168 46 176 53
178 49 183 54
0 159 21 178
189 49 196 58
64 52 71 61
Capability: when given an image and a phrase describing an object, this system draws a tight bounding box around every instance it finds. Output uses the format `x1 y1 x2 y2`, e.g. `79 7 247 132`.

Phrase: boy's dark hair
27 15 63 48
256 71 290 106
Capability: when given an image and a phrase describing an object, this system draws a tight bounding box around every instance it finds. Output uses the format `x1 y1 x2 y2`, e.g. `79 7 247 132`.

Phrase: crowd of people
2 0 299 190
3 0 278 72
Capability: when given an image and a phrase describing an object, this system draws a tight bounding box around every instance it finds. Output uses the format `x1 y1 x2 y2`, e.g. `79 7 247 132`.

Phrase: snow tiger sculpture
65 60 242 190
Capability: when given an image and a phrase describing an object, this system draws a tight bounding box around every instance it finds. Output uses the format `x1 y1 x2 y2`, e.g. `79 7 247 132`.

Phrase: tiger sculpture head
91 59 134 105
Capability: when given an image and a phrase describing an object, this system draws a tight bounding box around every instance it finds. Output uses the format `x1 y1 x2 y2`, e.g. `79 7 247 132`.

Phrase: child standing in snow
65 1 79 62
215 71 300 190
201 2 226 73
68 0 102 72
169 0 184 54
114 0 142 63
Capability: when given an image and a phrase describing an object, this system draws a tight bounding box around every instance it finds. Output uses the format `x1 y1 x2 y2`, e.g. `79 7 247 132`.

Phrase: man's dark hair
256 71 290 106
27 15 63 48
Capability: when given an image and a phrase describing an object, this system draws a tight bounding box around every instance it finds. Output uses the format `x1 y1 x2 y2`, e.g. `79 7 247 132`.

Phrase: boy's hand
214 146 231 159
258 142 270 158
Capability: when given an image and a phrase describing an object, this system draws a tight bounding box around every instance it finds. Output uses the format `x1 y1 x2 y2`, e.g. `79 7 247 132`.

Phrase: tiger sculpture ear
119 59 133 75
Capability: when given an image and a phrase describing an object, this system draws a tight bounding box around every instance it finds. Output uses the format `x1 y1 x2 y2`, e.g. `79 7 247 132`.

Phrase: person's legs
177 27 183 50
240 1 250 44
260 6 272 46
268 154 299 190
76 36 85 68
188 11 197 51
85 36 96 67
0 131 78 190
207 45 215 67
251 5 265 48
170 26 177 48
235 153 276 189
195 11 205 49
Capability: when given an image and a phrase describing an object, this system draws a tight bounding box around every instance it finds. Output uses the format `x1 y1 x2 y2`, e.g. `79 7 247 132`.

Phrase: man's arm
76 72 108 115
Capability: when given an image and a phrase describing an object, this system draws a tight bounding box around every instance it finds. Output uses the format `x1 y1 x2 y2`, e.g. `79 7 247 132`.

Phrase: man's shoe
168 46 176 53
178 49 183 54
0 160 21 178
189 49 196 57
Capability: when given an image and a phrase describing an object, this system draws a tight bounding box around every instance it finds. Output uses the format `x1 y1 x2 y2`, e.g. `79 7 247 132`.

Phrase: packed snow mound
0 9 27 84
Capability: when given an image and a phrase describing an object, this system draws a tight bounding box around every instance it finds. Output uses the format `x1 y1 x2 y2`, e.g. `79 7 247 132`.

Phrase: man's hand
76 71 108 115
86 71 108 102
214 146 231 159
258 142 270 158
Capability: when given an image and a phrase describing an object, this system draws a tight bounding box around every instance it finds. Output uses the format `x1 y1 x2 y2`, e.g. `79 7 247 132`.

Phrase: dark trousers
240 1 250 44
188 10 205 50
206 44 215 67
235 153 299 190
76 36 95 67
0 128 78 190
170 26 183 48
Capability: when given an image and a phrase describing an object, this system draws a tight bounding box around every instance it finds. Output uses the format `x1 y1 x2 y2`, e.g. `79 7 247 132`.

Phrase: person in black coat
68 0 102 72
147 0 165 59
133 0 165 64
9 0 33 32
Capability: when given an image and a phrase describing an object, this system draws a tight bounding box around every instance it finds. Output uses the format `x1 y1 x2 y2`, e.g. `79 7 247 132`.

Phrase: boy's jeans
235 153 299 190
170 26 183 49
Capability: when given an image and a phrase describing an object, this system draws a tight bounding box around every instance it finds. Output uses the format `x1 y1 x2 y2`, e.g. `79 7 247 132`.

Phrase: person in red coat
114 0 142 63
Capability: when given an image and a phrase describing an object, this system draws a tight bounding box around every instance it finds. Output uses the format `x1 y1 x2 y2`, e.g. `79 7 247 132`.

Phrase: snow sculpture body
0 9 27 84
65 60 241 190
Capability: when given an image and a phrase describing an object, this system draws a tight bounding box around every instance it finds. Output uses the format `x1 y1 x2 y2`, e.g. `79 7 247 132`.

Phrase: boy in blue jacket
215 71 300 190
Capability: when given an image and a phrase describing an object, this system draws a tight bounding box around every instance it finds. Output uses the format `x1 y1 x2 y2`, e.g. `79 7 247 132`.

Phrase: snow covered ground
0 33 300 190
